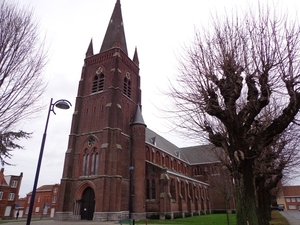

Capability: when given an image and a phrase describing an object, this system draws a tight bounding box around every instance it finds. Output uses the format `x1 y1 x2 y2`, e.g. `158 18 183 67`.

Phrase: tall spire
86 39 94 57
133 47 139 66
100 0 128 55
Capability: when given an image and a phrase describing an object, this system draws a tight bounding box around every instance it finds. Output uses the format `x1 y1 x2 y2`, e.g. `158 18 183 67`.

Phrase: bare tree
0 1 47 164
168 4 300 225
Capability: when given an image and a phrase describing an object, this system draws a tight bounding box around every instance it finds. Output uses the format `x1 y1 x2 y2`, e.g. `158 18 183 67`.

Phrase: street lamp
129 166 134 219
26 98 72 225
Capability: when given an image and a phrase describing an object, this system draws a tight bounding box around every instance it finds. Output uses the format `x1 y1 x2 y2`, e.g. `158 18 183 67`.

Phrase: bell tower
56 0 145 221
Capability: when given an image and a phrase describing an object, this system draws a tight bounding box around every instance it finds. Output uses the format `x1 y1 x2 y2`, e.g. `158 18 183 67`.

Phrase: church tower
56 0 146 221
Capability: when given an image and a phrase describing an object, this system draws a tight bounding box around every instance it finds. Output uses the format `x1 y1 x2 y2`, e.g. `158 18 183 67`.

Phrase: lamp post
26 98 71 225
129 166 134 219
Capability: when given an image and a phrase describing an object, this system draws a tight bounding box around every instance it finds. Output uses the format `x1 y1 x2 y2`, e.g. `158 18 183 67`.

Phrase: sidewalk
280 211 300 225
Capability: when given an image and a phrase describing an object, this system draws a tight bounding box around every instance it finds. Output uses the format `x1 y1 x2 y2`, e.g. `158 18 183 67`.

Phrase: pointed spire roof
100 0 128 55
86 39 94 57
131 104 146 126
133 47 139 66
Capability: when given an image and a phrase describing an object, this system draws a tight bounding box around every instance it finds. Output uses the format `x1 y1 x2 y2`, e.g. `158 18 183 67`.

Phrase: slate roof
100 0 128 55
131 105 146 126
180 145 221 165
145 128 221 165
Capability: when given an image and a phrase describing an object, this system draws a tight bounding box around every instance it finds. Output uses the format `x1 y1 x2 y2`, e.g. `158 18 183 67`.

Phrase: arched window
92 73 104 93
123 75 131 98
165 155 170 168
145 147 150 161
90 148 98 175
82 149 89 176
173 159 177 171
156 151 160 165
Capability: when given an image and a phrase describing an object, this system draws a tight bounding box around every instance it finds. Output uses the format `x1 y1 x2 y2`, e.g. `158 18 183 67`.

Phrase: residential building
279 185 300 210
24 184 60 218
0 168 23 219
55 0 234 222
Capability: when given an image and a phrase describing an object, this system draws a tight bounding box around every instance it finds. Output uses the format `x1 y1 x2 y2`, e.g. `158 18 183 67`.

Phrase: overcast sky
5 0 300 197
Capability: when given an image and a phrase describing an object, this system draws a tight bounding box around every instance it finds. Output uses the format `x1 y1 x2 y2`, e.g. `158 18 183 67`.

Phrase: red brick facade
0 168 23 219
55 1 216 222
22 184 60 219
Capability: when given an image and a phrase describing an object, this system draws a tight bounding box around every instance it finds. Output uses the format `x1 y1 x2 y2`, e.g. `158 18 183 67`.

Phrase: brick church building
55 0 234 222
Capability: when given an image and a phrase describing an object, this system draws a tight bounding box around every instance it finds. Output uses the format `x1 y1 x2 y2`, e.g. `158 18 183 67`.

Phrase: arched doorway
81 187 95 220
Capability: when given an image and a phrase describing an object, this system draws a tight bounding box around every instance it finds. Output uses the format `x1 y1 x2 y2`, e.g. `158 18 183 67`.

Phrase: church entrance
81 187 95 220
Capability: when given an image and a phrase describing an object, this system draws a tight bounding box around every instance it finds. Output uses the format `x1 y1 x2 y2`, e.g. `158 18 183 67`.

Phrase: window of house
52 196 57 203
12 180 18 188
292 198 296 202
0 191 3 200
38 196 40 202
35 207 40 213
8 193 15 201
297 198 300 202
53 188 58 194
286 198 291 202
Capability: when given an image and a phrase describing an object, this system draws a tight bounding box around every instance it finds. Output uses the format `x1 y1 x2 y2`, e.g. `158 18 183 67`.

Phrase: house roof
145 128 221 165
282 186 300 197
36 184 57 192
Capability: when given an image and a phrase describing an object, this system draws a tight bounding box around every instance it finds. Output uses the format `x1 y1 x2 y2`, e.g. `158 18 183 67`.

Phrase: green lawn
136 214 236 225
135 211 288 225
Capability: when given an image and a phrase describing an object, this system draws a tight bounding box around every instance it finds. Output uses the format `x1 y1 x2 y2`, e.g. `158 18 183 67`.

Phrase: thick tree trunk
256 177 271 225
235 161 259 225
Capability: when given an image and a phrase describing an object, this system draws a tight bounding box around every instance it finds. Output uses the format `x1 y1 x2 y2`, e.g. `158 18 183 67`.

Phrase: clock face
88 137 95 147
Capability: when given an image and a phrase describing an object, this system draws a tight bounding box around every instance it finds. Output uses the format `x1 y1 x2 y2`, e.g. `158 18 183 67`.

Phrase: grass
136 214 236 225
135 211 289 225
269 211 289 225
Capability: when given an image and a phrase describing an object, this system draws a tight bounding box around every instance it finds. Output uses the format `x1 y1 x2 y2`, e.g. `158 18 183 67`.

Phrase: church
55 0 234 222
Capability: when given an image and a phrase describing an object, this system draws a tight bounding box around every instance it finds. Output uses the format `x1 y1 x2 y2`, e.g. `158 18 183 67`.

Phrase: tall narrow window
92 73 105 93
123 74 131 98
82 149 89 176
90 148 99 175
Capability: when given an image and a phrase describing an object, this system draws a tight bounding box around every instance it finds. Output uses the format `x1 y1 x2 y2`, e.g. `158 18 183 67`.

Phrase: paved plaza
1 211 300 225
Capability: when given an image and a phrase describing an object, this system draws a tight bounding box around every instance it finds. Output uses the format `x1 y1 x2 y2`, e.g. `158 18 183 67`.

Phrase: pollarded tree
168 4 300 225
0 1 47 164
